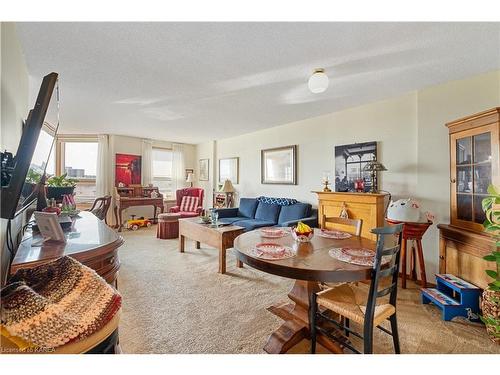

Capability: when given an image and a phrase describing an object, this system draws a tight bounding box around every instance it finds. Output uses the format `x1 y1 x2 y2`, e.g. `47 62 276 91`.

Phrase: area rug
117 226 500 354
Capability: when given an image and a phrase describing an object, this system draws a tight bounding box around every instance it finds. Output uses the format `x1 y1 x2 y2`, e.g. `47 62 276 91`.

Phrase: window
57 137 98 203
152 147 173 199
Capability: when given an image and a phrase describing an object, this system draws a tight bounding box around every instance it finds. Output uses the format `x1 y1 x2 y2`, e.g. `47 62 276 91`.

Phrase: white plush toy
387 198 434 223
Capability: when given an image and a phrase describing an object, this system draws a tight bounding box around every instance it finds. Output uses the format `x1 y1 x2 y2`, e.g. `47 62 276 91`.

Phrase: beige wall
0 23 29 284
195 140 216 208
198 70 500 281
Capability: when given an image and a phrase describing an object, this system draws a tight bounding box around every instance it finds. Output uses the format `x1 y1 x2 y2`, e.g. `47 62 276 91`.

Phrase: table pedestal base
264 280 344 354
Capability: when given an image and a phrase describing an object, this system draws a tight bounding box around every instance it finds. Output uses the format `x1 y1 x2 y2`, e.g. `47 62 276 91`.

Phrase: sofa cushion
232 219 276 231
238 198 259 219
180 196 199 212
278 203 311 225
218 217 242 225
254 202 281 223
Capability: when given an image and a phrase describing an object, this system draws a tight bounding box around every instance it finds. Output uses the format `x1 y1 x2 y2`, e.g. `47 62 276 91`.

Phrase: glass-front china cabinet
438 108 500 289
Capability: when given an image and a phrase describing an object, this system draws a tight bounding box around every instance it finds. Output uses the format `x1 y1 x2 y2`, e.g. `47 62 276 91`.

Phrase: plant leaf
486 270 498 279
487 184 499 195
484 255 497 262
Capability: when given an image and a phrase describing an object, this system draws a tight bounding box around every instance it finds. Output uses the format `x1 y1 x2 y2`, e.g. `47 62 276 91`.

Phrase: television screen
1 72 59 219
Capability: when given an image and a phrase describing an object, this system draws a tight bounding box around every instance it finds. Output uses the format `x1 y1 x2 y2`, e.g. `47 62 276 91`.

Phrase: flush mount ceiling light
308 68 329 94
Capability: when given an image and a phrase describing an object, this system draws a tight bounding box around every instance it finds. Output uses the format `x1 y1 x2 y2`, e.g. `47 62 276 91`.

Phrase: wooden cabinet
438 108 500 288
313 191 388 240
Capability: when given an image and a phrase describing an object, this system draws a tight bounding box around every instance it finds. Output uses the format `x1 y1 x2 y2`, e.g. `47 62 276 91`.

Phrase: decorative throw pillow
180 196 199 212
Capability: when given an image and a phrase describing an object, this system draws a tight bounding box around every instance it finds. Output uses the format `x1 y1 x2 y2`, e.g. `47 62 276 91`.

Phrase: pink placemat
318 229 352 239
249 243 295 260
329 247 389 267
259 227 289 239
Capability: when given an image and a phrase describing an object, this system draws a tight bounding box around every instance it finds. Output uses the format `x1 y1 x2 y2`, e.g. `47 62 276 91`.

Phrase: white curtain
141 139 153 186
172 143 186 191
96 134 110 197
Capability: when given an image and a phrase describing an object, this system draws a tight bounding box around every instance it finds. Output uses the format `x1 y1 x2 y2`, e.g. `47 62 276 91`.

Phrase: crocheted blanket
1 256 121 349
257 196 298 206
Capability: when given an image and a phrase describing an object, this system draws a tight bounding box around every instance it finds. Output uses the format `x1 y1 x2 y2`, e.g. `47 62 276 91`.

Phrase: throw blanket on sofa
1 256 121 349
257 196 298 206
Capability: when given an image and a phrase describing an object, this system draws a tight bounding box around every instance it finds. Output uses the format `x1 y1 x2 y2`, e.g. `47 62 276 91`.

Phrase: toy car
126 215 153 231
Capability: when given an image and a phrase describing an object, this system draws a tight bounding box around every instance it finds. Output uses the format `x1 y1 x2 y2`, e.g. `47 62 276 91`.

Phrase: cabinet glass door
455 132 491 225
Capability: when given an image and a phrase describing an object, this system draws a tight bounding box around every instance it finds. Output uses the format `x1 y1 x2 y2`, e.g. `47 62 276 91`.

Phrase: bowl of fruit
291 222 314 242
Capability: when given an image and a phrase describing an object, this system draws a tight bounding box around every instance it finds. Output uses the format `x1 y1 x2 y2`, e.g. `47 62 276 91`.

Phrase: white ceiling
16 22 500 144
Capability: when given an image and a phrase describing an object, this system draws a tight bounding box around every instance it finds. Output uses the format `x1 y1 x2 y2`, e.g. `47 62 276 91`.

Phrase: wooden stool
157 213 181 239
386 219 432 289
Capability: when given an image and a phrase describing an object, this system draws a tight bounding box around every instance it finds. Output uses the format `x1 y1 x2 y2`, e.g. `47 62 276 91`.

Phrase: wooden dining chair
88 195 112 224
322 215 363 236
309 224 404 354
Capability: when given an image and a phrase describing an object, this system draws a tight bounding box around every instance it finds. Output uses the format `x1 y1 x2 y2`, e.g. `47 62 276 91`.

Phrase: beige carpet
117 226 500 354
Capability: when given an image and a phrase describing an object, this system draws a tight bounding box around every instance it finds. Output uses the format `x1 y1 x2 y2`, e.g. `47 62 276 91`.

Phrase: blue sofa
215 197 318 231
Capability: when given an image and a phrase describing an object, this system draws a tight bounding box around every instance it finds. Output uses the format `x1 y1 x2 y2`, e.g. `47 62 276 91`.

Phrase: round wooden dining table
233 228 377 354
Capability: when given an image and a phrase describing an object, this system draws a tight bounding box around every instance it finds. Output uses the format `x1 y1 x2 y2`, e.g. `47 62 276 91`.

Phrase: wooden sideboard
313 191 388 240
11 211 124 285
438 108 500 288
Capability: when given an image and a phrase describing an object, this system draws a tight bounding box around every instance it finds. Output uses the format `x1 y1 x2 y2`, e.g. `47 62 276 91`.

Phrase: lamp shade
186 172 194 183
362 160 387 172
220 179 235 193
308 69 329 94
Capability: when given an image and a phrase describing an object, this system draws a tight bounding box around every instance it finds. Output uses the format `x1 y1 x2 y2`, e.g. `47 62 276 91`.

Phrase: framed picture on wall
199 159 209 181
261 145 297 185
219 157 239 184
334 141 377 192
115 153 142 186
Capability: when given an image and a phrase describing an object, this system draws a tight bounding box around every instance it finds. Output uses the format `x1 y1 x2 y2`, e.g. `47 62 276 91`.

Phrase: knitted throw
1 256 121 349
257 196 298 206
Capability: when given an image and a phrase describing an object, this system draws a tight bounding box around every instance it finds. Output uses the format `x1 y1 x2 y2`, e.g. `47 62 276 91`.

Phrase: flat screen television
1 72 59 219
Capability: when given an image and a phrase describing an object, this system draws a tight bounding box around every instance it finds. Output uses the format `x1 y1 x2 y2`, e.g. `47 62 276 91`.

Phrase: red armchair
169 188 204 218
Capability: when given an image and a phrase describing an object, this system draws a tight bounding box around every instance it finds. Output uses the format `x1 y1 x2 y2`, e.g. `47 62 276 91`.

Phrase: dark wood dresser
11 211 123 286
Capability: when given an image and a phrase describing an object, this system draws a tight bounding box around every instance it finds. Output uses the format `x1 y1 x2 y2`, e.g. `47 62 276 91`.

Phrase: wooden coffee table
178 217 245 274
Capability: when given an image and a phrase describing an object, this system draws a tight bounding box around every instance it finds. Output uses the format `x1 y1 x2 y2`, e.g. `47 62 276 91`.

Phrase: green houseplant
481 184 500 344
46 173 77 201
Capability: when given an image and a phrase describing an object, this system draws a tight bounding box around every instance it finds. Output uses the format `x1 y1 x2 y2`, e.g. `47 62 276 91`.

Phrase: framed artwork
115 153 142 186
261 145 297 185
219 157 239 184
199 159 209 181
334 141 377 192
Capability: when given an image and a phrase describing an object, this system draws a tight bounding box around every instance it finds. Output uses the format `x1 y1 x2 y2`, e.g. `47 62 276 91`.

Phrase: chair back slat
378 264 397 278
363 224 403 334
376 282 397 298
322 216 363 236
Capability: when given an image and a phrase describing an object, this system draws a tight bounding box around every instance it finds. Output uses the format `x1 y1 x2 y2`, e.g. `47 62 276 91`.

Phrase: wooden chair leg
389 314 401 354
309 293 318 354
416 240 427 288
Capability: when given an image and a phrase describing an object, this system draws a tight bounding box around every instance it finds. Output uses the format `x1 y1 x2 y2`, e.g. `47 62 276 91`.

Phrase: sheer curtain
96 134 110 197
141 139 153 186
172 143 186 191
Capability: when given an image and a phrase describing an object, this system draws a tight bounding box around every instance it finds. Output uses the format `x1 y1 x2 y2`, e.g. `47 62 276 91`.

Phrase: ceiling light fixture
308 68 329 94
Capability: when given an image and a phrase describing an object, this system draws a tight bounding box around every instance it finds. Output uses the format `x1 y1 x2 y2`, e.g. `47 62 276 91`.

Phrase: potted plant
21 168 42 197
46 173 77 201
481 184 500 344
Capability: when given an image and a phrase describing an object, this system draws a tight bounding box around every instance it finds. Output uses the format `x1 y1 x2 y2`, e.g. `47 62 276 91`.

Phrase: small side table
157 213 181 239
386 218 432 289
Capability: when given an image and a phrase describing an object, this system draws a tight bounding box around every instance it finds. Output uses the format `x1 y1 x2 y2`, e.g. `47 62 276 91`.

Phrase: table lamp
186 172 194 187
362 157 387 193
220 179 236 208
